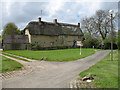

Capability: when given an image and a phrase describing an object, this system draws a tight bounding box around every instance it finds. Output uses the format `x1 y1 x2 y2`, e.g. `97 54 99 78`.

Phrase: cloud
0 0 119 35
0 30 3 36
100 2 118 12
46 0 65 18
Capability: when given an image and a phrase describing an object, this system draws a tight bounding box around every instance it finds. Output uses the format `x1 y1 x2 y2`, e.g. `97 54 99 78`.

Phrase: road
2 50 110 88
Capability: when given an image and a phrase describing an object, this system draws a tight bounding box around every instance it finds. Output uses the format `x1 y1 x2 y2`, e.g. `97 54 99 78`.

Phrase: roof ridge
29 21 78 26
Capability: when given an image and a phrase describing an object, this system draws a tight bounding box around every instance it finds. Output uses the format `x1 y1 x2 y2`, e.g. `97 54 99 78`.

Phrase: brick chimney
38 17 41 23
78 23 80 27
53 19 57 24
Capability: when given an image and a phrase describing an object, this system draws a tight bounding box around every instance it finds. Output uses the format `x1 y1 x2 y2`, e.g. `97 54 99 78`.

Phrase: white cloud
46 0 65 18
0 0 118 35
6 1 12 16
2 0 119 2
67 9 71 13
0 30 3 36
88 2 101 16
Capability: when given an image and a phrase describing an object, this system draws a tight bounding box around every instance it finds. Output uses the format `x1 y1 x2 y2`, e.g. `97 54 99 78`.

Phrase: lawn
79 50 118 88
1 56 23 72
4 48 95 61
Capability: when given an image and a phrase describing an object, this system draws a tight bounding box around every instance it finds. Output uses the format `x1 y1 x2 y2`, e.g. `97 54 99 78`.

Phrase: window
50 42 54 46
35 42 38 44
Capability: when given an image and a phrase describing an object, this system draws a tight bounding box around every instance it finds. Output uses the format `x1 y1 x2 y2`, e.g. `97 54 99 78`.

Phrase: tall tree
94 10 110 45
94 10 117 46
81 17 97 36
81 10 118 46
2 22 21 38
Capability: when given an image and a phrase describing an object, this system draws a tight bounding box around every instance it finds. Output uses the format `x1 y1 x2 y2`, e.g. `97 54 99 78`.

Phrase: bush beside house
117 30 120 50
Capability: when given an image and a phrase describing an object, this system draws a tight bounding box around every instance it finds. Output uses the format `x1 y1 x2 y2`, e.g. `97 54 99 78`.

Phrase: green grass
79 50 118 88
4 48 95 61
2 53 30 62
1 56 23 72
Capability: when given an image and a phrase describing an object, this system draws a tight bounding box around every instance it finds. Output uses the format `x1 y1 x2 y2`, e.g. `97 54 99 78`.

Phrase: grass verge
79 50 118 88
1 56 23 72
2 53 30 62
4 48 95 61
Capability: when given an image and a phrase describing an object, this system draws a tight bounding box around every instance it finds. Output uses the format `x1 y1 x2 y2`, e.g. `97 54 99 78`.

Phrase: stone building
3 35 29 50
24 18 83 48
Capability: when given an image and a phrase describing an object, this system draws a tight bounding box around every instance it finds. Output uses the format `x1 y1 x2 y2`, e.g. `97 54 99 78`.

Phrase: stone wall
3 35 29 50
31 35 82 48
3 44 28 50
3 35 29 44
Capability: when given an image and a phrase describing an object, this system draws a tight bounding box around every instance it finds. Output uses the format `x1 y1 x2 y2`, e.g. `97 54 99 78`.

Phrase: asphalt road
2 50 110 88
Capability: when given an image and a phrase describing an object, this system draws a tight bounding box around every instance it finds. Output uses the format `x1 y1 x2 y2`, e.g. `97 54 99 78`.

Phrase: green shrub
29 43 41 50
34 44 41 49
117 30 120 50
83 38 99 48
104 39 118 49
104 39 111 49
29 43 35 48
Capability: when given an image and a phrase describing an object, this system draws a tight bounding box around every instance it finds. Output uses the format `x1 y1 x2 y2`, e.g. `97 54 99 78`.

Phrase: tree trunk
101 39 105 49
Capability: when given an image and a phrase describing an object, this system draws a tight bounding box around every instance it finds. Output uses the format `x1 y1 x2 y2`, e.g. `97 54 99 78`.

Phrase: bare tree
81 10 118 47
81 17 96 36
94 10 109 45
94 10 118 45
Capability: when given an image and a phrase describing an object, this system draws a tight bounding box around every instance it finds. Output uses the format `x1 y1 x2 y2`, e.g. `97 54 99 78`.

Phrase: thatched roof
24 21 83 36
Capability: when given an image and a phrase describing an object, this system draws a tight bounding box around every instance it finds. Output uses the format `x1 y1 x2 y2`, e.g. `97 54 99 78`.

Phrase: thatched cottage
24 18 83 48
3 18 83 50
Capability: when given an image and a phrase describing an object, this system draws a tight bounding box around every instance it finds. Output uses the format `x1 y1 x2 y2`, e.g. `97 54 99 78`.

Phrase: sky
0 0 119 35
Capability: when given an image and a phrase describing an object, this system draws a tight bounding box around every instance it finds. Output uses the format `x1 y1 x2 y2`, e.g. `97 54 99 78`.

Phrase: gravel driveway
2 50 110 88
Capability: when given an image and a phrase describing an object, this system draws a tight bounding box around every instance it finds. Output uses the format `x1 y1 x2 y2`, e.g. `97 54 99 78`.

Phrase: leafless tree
81 10 118 46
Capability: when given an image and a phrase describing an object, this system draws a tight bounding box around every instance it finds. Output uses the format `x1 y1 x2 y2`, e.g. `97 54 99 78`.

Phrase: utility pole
109 10 114 61
111 13 113 61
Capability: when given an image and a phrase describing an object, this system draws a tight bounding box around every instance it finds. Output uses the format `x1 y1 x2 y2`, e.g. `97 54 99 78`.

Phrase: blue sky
0 0 119 35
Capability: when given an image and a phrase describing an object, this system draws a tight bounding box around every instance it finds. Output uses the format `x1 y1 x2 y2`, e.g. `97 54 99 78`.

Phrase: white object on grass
86 80 92 82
